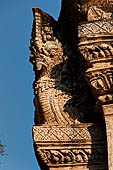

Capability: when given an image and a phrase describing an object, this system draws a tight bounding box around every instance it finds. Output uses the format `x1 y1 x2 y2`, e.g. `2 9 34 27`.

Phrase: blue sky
0 0 61 170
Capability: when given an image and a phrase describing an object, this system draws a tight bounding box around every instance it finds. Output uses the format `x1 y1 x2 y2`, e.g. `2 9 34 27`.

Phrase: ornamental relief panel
36 147 107 165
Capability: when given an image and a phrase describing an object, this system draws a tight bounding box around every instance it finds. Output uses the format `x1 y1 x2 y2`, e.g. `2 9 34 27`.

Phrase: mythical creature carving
30 7 97 126
30 0 113 169
30 2 113 127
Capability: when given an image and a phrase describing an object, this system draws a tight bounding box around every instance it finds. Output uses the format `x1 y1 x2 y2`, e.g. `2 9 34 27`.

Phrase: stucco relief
30 0 113 169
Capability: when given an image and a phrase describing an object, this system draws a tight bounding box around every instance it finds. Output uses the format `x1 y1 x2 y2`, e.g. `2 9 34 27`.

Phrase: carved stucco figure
30 8 97 126
30 0 113 169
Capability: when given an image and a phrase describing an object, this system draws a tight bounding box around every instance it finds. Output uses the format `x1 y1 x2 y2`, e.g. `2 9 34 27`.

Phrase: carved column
78 1 113 170
102 104 113 170
29 0 112 169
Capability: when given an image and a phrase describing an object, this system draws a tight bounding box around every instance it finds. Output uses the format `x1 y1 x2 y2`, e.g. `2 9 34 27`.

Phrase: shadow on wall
87 124 108 170
50 25 102 124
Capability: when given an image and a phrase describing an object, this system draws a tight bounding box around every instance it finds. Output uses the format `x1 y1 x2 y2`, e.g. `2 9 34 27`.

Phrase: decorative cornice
78 19 113 38
33 124 106 142
33 124 107 168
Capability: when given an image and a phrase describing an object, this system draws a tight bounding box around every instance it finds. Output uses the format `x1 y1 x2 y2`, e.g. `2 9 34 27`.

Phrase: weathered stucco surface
30 0 113 169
